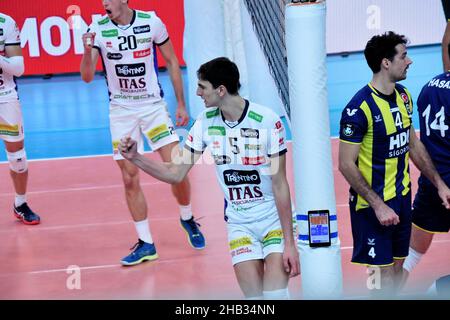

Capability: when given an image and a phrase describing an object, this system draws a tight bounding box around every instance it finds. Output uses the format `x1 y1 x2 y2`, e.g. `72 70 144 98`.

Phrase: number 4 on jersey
368 247 376 258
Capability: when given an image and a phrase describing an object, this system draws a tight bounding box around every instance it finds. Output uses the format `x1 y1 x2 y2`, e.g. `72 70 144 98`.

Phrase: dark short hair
364 31 408 73
197 57 241 95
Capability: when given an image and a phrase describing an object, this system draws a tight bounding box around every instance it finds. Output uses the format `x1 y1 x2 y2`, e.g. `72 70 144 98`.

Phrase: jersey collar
111 10 136 30
368 83 397 103
221 99 250 128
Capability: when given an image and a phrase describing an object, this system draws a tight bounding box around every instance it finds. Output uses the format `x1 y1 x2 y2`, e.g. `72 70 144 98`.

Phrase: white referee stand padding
285 1 343 299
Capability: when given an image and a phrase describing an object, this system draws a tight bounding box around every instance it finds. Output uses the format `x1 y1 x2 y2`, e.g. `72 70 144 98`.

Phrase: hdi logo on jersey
0 29 3 36
133 25 151 34
241 128 259 139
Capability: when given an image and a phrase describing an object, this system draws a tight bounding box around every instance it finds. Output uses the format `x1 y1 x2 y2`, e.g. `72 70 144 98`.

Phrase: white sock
403 247 423 273
263 288 290 300
180 204 193 221
134 219 153 244
246 295 264 300
15 194 27 207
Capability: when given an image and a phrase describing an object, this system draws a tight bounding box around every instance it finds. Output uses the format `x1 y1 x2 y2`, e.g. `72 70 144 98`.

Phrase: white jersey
186 100 287 224
88 10 169 107
0 13 21 103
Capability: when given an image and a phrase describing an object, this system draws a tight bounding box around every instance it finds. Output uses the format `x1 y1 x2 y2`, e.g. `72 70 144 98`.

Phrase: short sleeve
185 118 206 154
152 13 169 46
267 116 287 158
339 102 368 144
4 16 20 45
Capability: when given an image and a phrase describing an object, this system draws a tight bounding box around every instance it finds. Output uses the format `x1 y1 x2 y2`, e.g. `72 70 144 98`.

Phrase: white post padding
285 1 343 299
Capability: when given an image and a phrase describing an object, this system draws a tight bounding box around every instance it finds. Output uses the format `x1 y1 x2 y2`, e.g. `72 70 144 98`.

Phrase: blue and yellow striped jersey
340 83 414 211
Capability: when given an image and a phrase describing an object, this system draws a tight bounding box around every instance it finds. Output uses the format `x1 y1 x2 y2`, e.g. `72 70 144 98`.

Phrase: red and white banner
1 0 185 75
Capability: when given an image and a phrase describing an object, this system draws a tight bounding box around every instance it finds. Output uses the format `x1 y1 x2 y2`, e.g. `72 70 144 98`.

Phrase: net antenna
242 0 291 118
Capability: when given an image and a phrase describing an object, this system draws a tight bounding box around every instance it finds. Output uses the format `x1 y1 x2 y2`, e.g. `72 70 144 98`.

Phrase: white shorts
0 100 24 142
227 213 284 266
109 100 179 160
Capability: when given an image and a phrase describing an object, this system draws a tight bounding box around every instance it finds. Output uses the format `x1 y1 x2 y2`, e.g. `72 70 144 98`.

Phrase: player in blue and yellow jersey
339 31 450 297
402 67 450 286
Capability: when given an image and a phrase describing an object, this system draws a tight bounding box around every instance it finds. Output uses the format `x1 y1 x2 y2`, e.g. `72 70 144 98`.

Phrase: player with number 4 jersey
339 32 450 297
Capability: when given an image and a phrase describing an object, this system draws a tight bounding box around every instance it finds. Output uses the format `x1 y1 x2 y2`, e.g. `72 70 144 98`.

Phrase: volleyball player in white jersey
119 57 300 299
0 13 40 225
80 0 205 266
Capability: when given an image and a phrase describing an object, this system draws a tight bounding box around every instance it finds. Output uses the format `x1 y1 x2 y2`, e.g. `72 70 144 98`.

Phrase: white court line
0 181 162 197
11 253 226 276
6 240 449 277
0 213 211 233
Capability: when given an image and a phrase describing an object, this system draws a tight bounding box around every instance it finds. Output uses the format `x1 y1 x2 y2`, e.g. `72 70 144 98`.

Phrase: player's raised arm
80 31 99 83
119 136 199 184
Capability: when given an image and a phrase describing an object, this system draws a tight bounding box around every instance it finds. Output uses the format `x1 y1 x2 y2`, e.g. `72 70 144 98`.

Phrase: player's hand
119 136 138 160
175 106 189 127
82 32 96 52
438 184 450 210
283 242 300 278
374 203 400 226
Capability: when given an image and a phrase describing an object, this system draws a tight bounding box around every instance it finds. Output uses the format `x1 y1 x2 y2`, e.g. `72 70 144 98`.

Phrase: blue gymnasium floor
0 44 443 161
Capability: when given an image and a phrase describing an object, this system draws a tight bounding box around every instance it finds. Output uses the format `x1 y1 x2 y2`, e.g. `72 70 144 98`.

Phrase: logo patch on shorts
229 237 252 250
147 124 171 143
262 229 283 247
112 140 120 154
0 124 19 136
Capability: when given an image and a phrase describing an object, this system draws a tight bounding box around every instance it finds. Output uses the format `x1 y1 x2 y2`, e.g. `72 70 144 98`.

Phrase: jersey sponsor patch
137 12 151 19
240 128 259 139
133 25 151 34
133 48 151 58
115 63 146 77
98 17 110 25
244 144 262 151
102 29 119 37
223 170 261 186
242 156 266 165
208 126 225 136
214 155 231 165
107 52 123 60
342 124 355 137
206 108 220 118
248 110 263 122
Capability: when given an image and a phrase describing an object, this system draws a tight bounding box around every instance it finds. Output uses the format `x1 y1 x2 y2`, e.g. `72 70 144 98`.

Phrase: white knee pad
263 288 290 300
7 149 28 173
